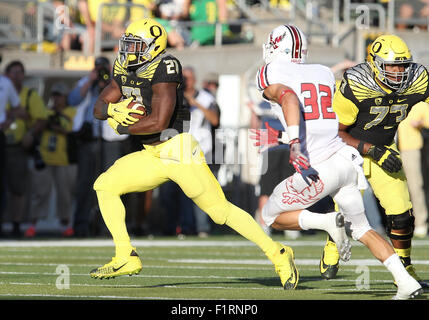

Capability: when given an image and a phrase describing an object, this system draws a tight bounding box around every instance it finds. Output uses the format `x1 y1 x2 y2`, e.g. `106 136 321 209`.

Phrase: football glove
366 145 402 173
107 118 129 135
289 138 310 174
107 97 144 126
107 118 120 135
300 166 320 186
249 122 281 152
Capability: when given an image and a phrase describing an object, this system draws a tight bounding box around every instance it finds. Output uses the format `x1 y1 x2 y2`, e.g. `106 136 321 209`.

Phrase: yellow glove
366 145 402 173
107 97 144 126
107 117 122 135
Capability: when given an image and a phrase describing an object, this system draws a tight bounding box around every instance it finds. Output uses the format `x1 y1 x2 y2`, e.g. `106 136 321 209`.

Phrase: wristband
357 141 366 155
117 124 130 135
287 125 299 142
100 102 109 119
278 131 289 144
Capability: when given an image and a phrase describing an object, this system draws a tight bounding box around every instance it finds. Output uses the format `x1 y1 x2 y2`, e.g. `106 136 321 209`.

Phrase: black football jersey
112 53 190 144
334 62 429 146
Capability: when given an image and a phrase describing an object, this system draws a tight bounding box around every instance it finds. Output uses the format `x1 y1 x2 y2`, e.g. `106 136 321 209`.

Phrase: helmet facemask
119 35 152 69
372 56 412 91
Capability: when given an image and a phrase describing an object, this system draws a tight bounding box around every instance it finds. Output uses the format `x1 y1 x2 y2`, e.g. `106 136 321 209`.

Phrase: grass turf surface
0 234 428 302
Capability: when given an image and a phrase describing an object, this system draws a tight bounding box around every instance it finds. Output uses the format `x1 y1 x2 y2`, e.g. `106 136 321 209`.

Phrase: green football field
0 233 428 302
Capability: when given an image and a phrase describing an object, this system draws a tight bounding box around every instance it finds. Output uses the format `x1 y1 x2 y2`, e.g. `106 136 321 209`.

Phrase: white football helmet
263 24 308 64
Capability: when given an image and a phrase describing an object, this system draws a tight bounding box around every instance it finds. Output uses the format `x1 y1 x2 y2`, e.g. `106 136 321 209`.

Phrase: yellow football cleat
270 242 299 290
90 249 143 279
406 265 429 289
320 236 340 280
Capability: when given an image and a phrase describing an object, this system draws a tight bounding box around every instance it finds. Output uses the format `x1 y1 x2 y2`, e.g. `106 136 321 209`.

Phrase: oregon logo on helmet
118 18 168 69
367 34 413 91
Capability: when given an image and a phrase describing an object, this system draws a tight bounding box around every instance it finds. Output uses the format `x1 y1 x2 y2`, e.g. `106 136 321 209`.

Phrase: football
127 100 146 119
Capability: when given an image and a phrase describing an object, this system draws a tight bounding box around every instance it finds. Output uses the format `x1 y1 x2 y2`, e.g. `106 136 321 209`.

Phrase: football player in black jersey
320 34 429 288
88 18 299 289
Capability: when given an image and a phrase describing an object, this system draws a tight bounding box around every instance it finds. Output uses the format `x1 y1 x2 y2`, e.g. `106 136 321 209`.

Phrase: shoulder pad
344 62 385 101
113 58 127 77
145 53 181 84
136 59 163 80
401 63 429 95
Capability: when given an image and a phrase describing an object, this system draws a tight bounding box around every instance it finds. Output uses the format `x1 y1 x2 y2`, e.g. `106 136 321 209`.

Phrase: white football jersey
256 56 345 165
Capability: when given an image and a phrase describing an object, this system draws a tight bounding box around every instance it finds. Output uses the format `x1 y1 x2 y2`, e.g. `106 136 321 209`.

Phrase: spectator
183 68 220 237
398 102 429 238
4 60 48 237
68 56 111 237
422 128 429 214
397 0 429 30
0 71 21 237
25 83 77 237
78 0 126 53
182 0 228 46
126 0 189 50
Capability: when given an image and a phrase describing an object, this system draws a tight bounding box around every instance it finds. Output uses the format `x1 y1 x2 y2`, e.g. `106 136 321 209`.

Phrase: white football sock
383 253 411 284
298 210 333 231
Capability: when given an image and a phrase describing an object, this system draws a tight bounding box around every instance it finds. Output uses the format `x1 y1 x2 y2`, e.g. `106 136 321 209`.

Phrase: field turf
0 233 428 304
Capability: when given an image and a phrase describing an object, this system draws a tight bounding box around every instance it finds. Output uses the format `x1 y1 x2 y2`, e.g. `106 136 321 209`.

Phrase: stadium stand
0 0 428 237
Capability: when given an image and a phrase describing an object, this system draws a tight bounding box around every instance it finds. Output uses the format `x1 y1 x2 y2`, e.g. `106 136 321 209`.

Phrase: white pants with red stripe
262 145 372 240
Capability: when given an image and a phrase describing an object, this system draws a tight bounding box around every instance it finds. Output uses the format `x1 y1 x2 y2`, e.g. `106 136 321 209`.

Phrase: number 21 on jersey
301 83 335 120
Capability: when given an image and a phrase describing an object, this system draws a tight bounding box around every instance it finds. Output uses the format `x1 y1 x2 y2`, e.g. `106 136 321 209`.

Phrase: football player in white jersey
251 24 423 299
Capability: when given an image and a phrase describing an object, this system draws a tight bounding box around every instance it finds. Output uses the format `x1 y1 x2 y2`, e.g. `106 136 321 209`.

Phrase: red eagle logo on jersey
281 175 324 206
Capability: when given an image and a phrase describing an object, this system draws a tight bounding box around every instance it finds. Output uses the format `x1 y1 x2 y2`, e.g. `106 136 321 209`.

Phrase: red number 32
301 83 336 120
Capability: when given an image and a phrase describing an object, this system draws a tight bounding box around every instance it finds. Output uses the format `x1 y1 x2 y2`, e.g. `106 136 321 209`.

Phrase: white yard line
1 238 429 248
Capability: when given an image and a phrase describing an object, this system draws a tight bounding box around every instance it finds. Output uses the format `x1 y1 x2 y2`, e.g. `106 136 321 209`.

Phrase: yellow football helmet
118 18 167 69
367 34 413 91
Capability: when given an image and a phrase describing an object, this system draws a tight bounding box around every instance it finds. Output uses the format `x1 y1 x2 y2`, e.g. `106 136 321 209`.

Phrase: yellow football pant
93 133 277 258
363 143 411 216
363 142 413 262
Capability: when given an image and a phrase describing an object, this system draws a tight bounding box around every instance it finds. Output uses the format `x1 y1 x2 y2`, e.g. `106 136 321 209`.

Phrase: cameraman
25 83 77 237
3 60 47 237
68 56 111 237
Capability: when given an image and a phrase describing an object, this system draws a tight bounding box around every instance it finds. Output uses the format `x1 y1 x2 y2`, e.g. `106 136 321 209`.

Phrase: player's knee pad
345 211 372 241
202 199 230 225
385 209 415 240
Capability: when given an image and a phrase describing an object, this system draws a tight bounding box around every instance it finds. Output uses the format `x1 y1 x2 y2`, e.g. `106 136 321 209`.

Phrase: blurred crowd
0 56 429 240
0 0 429 239
3 0 427 56
0 57 227 239
0 0 253 55
349 0 429 30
